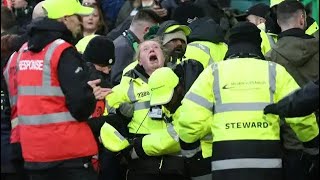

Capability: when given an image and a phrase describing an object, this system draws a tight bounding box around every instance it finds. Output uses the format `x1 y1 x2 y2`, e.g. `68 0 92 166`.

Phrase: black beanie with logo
83 36 115 66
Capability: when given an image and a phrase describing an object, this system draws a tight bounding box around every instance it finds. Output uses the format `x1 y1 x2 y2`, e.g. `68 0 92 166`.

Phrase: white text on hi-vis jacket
19 60 43 71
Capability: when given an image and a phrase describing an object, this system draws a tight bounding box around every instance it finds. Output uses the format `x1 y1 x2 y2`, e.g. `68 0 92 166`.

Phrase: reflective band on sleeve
191 174 212 180
42 39 65 86
202 133 212 141
185 92 213 111
268 62 276 103
127 81 137 102
212 62 277 113
167 123 179 142
181 146 202 158
106 102 116 114
18 86 64 96
114 130 126 141
188 43 214 66
211 158 282 171
11 117 19 129
134 101 150 110
19 112 76 125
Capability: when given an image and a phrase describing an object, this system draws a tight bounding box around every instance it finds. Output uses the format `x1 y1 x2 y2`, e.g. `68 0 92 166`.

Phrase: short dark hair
277 1 305 24
132 9 162 25
1 6 17 31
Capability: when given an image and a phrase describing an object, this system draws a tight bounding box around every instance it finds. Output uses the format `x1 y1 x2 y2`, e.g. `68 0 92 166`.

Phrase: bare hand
152 6 168 17
88 79 112 100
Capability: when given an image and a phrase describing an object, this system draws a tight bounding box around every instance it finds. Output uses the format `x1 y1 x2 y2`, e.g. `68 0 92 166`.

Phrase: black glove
263 103 279 115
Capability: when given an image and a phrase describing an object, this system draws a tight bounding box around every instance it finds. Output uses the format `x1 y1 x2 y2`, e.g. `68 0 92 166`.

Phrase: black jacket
26 18 96 121
264 78 319 118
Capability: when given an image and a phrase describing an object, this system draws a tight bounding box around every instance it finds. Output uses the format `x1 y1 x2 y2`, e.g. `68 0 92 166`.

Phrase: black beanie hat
227 21 262 46
172 3 205 25
225 22 264 59
83 36 115 66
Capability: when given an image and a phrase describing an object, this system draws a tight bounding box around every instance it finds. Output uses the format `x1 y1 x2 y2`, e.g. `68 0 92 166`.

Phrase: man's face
246 15 265 26
63 15 82 38
138 40 165 76
164 38 187 58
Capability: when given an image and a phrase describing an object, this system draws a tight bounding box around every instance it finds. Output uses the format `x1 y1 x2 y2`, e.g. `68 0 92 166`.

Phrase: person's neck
281 25 302 32
83 30 96 37
129 27 143 42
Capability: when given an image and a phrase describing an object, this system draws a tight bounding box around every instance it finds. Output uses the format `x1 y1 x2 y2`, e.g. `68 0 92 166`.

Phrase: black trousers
126 170 189 180
27 166 97 180
98 147 127 180
1 173 29 180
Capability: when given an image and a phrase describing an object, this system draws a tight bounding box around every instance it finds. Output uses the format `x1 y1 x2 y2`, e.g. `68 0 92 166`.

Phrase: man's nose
174 39 183 46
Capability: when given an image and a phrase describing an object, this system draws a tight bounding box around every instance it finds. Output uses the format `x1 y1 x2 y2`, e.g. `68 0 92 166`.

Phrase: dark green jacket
266 28 319 87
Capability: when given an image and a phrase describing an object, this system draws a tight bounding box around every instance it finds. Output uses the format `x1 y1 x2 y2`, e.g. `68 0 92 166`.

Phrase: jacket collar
278 28 314 40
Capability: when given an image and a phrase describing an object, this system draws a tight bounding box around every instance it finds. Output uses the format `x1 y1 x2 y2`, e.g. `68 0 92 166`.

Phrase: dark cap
235 3 270 21
228 21 261 45
83 36 115 66
246 3 270 18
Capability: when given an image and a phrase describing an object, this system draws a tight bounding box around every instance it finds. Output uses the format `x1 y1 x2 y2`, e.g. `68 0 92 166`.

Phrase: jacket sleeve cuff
133 137 148 158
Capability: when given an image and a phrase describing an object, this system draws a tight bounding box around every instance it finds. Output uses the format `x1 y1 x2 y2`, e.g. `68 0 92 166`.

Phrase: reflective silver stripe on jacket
133 69 148 83
188 43 214 66
17 39 65 96
19 112 76 125
167 123 179 142
18 86 64 96
185 92 213 111
127 80 150 111
16 39 77 124
11 117 19 129
181 146 202 158
114 130 126 141
191 174 212 180
127 81 137 102
266 33 276 49
212 61 276 113
42 39 65 86
202 133 212 141
211 158 282 171
134 101 150 110
105 102 116 114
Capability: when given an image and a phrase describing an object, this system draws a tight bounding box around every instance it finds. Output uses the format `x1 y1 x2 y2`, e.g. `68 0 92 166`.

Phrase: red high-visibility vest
11 39 97 162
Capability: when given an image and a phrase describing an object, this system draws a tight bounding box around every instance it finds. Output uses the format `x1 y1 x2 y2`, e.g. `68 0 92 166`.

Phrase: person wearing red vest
3 0 99 179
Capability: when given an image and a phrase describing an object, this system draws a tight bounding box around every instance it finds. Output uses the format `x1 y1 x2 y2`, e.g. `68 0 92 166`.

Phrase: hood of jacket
273 28 318 67
188 17 225 44
27 17 75 52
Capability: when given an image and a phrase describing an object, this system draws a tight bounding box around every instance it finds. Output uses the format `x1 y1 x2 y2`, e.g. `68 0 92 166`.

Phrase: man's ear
299 13 306 28
144 26 150 34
